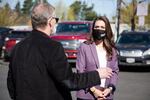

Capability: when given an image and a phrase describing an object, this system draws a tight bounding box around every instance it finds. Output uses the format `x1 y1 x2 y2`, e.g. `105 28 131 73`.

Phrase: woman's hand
102 88 112 97
90 87 112 99
94 89 105 99
90 87 106 99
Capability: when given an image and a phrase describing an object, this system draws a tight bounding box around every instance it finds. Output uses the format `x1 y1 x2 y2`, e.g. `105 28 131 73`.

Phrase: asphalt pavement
1 60 150 100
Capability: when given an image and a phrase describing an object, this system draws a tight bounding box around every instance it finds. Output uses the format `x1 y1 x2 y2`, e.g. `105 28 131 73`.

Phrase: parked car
0 27 13 58
50 21 92 63
3 30 31 61
116 31 150 66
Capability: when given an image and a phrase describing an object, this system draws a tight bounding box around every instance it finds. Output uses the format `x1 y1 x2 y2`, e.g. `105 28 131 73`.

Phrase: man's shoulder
14 37 29 48
46 38 62 47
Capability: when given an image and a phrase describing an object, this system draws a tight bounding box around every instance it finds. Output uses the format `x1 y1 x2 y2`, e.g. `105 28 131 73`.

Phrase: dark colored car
116 31 150 66
50 21 92 63
3 30 31 61
0 27 13 58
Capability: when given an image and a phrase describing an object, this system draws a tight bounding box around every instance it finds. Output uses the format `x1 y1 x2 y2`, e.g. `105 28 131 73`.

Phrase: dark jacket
7 29 100 100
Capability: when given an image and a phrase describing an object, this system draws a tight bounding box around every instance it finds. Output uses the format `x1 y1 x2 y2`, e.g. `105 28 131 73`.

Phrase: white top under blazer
96 46 107 88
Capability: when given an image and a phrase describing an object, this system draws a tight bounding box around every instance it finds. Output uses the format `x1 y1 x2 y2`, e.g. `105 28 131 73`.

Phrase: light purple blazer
76 42 119 100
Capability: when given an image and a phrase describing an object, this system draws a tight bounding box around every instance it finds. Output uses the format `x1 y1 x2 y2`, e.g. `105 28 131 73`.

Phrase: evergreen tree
69 1 81 20
82 3 97 20
69 1 97 21
22 0 33 15
15 1 21 15
4 3 11 11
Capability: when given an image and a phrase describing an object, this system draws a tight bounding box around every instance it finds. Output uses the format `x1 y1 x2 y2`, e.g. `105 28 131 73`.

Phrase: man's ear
48 18 52 27
49 23 52 27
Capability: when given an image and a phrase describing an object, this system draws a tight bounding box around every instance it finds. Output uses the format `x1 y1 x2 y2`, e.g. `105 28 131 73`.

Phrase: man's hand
96 67 113 79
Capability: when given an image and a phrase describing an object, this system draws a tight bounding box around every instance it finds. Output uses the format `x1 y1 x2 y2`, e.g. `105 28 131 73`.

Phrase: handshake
96 67 113 79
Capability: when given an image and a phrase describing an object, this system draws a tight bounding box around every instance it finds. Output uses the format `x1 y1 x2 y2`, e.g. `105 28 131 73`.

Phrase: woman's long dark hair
91 16 116 59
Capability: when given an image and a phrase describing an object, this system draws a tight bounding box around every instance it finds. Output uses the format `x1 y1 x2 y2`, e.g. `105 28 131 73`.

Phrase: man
7 2 113 100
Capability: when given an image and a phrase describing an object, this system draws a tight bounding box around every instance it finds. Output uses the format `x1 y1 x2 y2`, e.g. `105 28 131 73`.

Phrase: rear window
117 33 150 44
56 23 91 34
8 31 31 38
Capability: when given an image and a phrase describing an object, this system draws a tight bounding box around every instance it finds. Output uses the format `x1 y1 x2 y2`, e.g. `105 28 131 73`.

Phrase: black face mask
92 29 106 40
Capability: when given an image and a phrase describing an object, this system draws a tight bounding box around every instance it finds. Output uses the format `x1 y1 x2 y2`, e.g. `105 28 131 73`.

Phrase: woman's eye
94 26 105 29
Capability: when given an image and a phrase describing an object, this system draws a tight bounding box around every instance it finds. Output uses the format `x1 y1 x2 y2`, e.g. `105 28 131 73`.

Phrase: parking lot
1 60 150 100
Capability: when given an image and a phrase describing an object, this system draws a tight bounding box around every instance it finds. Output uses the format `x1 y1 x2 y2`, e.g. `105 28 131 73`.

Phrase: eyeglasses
53 17 59 23
55 17 59 23
49 16 59 23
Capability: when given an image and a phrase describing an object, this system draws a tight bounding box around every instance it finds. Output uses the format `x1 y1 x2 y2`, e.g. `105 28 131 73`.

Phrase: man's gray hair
31 3 55 29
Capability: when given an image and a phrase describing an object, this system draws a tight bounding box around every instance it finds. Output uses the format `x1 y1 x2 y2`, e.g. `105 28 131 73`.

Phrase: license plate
126 58 135 63
146 60 150 64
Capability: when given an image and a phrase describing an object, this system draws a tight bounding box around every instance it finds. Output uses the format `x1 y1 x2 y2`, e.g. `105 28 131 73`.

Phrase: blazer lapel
89 43 100 68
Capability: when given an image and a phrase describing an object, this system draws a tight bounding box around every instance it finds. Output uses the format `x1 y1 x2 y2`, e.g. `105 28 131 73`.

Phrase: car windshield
8 31 31 38
117 33 150 44
56 23 91 34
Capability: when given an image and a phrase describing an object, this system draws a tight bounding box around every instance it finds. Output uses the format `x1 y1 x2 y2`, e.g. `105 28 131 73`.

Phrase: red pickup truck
50 21 92 64
3 30 31 61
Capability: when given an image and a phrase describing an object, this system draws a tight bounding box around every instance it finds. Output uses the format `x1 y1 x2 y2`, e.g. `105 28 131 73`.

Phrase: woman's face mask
92 29 106 40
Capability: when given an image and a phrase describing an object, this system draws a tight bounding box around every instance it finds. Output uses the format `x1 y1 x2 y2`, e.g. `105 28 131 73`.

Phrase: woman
76 16 119 100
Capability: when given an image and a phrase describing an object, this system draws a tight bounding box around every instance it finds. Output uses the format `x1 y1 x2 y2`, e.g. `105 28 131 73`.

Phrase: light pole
131 0 136 31
116 0 121 39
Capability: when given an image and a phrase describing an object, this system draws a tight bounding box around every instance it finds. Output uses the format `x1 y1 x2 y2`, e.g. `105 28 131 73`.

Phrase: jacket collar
89 42 100 68
31 29 50 39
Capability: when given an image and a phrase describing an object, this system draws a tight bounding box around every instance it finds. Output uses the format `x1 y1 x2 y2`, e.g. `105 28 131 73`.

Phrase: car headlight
120 50 143 57
74 40 82 47
120 51 124 56
143 49 150 56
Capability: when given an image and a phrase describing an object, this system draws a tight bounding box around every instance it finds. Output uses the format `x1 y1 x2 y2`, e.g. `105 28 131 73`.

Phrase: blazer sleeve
47 43 101 90
108 49 119 92
76 43 86 73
